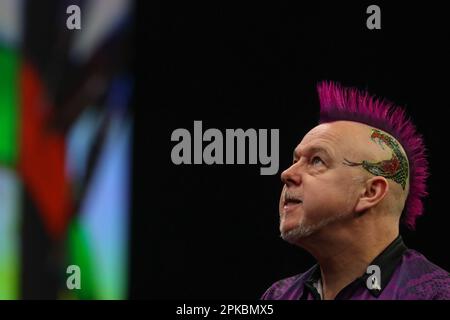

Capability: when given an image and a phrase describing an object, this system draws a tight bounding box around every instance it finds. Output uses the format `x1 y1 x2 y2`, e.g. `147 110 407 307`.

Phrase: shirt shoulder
261 266 316 300
398 249 450 300
260 274 303 300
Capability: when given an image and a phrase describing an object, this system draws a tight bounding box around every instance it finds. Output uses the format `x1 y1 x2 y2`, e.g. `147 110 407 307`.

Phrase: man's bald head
316 81 428 229
279 119 412 244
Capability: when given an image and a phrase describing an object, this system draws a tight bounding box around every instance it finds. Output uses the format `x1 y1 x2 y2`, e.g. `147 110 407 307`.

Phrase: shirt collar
304 235 407 298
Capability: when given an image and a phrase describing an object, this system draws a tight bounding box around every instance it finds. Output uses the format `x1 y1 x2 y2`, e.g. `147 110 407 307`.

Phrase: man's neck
301 224 399 300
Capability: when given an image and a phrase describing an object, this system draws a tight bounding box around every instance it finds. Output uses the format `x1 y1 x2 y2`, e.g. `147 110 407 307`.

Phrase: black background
131 1 450 299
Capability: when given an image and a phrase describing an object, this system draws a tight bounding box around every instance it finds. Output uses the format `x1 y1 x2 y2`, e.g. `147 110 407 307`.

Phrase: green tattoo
343 129 409 190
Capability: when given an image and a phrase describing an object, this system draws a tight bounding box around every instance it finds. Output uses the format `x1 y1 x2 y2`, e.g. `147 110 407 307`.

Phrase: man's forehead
304 121 377 142
294 121 374 158
298 123 345 148
296 121 407 163
293 128 340 159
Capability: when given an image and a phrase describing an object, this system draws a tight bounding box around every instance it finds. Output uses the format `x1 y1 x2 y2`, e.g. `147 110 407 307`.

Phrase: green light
0 46 19 166
65 218 96 299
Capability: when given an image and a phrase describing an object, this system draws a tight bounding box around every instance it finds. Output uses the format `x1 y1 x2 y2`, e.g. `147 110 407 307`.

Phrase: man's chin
281 212 352 245
280 223 317 245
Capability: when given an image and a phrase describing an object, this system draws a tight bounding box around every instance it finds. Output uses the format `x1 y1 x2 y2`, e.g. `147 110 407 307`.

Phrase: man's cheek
305 198 333 219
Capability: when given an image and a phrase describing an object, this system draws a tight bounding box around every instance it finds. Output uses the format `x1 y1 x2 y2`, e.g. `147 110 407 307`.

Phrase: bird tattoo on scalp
343 129 409 190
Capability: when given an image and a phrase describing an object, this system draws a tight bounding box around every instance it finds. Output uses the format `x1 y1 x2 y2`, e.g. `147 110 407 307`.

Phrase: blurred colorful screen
0 0 133 299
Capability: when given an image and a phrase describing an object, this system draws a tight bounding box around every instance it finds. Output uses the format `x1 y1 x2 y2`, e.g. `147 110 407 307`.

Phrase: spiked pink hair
317 81 429 230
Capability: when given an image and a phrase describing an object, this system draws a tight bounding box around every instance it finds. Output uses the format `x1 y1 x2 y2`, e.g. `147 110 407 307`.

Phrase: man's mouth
283 193 303 211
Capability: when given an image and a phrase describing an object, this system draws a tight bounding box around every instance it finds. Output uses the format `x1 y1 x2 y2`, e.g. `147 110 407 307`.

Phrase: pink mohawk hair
317 81 429 230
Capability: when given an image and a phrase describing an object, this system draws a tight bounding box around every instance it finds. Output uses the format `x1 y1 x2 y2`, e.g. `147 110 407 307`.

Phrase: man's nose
280 163 302 187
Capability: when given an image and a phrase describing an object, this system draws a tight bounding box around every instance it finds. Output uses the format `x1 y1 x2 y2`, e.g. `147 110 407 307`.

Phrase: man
261 81 450 300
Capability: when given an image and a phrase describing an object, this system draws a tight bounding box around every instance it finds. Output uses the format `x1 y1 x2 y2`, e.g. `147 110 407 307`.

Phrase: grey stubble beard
280 210 351 245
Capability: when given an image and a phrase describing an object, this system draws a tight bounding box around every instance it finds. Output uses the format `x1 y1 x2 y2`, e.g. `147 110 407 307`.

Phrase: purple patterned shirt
261 236 450 300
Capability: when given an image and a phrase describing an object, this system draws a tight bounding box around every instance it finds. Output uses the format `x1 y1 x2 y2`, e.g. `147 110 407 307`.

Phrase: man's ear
354 176 389 214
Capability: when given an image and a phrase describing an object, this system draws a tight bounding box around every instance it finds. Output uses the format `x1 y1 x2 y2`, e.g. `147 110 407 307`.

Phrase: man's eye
311 156 323 166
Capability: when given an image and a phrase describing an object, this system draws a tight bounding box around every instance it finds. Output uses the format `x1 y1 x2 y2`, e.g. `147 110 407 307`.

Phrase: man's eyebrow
293 145 334 160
